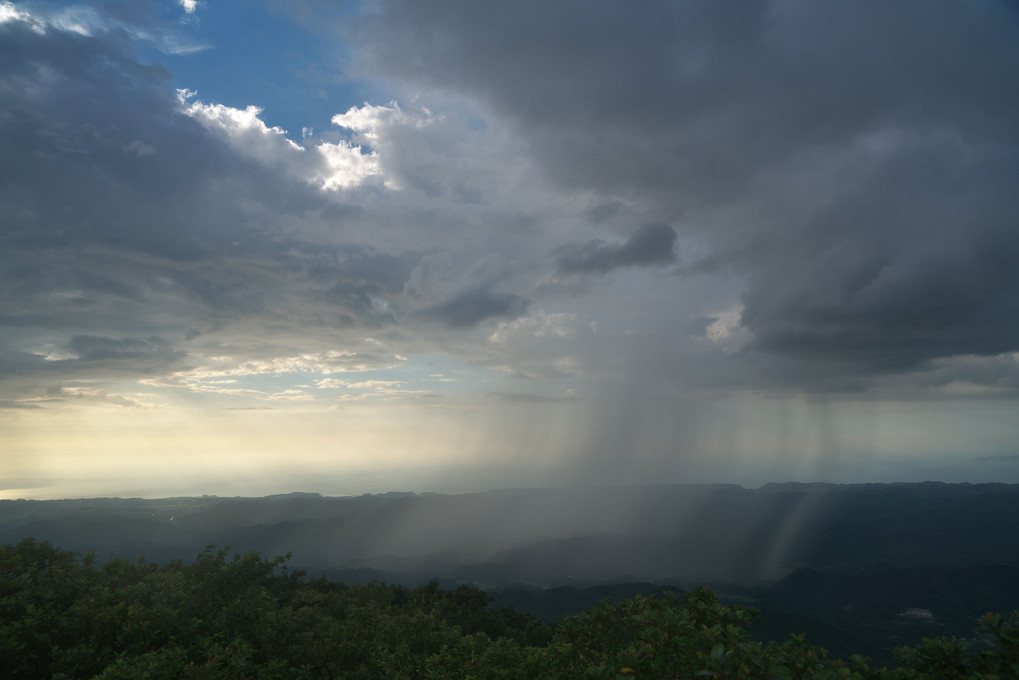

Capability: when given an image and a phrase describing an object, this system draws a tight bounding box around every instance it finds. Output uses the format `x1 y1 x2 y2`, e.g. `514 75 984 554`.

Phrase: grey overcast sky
2 0 1019 499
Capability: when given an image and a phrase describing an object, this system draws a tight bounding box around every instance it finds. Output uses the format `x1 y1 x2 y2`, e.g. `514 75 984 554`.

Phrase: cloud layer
351 0 1019 382
3 0 1019 495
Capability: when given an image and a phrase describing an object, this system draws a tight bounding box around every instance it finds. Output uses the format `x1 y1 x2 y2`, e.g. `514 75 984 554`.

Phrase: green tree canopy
2 539 1017 679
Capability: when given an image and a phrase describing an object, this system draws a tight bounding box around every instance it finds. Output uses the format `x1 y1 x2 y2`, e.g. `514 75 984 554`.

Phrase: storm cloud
556 224 677 275
420 287 530 329
349 0 1019 381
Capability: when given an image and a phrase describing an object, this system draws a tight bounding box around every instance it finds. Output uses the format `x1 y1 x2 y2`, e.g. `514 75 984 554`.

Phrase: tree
2 540 1018 680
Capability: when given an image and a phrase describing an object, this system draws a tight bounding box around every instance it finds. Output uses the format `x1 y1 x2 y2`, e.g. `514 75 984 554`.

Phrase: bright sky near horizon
2 0 1019 500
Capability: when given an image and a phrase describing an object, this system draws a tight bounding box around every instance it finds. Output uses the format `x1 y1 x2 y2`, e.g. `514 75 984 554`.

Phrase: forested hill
3 483 1019 585
3 540 1019 679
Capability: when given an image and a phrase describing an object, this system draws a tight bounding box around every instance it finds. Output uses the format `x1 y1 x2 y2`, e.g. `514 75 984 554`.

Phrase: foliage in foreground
2 540 1018 679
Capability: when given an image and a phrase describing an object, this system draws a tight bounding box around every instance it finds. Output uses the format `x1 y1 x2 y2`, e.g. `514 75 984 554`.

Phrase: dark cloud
67 335 183 364
356 1 1019 195
0 335 189 384
321 279 395 328
556 223 677 274
353 0 1019 385
904 354 1019 394
736 144 1019 372
0 17 324 259
420 287 530 328
0 347 52 380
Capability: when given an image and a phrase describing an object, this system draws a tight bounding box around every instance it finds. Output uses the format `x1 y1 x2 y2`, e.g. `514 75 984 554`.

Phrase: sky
2 0 1019 500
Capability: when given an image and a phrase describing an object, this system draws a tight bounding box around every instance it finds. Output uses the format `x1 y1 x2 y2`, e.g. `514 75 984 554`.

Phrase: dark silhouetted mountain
4 483 1019 585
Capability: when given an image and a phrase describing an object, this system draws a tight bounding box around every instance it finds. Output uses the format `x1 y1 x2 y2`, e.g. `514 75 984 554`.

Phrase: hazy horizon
3 1 1019 500
10 473 1019 504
